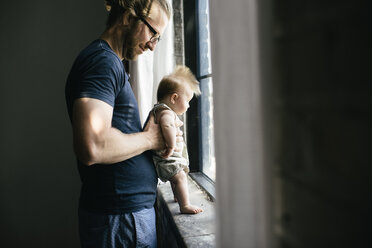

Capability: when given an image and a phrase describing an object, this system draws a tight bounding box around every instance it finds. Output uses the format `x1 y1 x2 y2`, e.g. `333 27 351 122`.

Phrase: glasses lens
139 16 160 43
150 35 160 43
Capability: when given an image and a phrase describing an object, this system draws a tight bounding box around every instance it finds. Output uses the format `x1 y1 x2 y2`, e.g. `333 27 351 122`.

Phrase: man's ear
170 93 178 104
122 10 137 26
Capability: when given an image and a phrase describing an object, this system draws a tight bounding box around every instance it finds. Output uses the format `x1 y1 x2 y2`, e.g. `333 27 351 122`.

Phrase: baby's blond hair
157 66 201 102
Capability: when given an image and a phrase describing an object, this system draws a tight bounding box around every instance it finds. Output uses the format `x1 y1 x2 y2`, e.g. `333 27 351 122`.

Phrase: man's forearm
74 127 158 166
72 98 164 165
91 127 152 164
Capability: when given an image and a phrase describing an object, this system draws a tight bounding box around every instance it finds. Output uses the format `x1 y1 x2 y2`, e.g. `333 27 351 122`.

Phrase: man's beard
122 23 140 61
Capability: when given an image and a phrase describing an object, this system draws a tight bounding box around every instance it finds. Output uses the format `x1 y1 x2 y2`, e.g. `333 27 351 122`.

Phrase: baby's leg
170 171 203 214
171 182 177 202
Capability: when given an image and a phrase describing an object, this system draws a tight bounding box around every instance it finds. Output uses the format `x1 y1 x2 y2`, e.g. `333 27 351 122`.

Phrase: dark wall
271 0 372 247
0 1 106 247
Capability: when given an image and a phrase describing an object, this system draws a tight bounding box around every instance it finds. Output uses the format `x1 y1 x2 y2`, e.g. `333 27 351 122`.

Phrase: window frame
183 0 215 200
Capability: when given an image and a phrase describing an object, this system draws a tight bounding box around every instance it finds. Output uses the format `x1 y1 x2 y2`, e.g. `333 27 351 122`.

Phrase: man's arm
72 97 164 166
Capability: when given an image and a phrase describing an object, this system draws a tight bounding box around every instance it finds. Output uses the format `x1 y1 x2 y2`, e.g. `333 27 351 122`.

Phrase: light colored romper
152 103 189 182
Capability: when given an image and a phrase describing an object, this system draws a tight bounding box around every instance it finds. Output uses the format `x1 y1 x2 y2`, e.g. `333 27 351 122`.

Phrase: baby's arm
156 109 177 158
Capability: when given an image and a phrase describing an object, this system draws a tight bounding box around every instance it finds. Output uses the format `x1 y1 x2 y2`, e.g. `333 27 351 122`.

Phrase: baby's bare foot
180 205 203 214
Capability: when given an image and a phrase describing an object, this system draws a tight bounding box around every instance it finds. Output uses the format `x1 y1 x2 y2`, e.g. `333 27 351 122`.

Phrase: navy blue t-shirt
65 39 157 214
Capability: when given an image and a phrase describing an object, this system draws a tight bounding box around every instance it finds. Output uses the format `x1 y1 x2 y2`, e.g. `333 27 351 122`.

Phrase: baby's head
157 66 201 115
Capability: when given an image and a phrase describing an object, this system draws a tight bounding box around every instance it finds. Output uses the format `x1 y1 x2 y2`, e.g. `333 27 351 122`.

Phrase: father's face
122 3 169 60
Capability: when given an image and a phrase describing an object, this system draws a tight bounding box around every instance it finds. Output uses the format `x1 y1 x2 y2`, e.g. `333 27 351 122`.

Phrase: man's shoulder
76 40 124 74
78 39 120 64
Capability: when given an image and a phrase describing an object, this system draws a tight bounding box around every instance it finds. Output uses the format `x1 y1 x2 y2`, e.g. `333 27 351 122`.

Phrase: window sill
189 172 215 201
156 176 216 248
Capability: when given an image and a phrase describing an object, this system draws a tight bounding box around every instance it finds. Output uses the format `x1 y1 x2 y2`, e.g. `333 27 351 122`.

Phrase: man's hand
143 114 166 151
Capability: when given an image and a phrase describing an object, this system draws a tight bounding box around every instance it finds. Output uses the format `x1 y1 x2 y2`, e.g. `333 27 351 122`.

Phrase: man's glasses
138 16 161 43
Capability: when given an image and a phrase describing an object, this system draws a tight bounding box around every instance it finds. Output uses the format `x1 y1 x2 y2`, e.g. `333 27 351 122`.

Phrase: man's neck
100 27 124 60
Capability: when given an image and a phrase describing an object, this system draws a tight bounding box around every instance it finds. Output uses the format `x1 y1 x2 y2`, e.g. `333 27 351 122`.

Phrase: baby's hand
161 147 175 158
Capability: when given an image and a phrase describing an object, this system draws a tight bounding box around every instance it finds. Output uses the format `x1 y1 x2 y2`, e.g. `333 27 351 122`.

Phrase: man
65 0 172 247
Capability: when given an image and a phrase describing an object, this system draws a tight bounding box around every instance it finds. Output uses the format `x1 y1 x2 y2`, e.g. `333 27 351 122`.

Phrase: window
184 0 216 197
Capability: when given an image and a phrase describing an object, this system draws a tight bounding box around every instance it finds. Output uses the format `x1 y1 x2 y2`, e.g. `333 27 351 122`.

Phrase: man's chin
130 54 139 61
123 50 139 61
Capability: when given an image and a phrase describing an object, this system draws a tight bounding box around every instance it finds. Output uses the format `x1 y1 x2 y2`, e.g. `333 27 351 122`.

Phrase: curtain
209 0 273 247
130 0 175 125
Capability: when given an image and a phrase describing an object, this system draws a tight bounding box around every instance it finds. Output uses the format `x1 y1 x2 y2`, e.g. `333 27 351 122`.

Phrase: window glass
200 77 215 181
197 0 215 181
197 0 212 76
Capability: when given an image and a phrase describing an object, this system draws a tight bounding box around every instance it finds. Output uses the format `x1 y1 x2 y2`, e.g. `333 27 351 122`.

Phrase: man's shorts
78 207 157 248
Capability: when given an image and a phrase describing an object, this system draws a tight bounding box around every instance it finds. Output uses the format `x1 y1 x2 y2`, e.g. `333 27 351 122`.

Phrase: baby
152 66 203 214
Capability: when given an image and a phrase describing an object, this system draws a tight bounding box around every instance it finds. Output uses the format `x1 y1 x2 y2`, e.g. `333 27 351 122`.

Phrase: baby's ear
170 93 178 104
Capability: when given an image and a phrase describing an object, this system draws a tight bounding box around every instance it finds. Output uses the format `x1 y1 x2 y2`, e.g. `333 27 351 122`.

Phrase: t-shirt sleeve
72 53 124 107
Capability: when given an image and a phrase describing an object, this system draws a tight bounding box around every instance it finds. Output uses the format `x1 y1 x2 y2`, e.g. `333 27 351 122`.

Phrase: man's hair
157 65 201 102
104 0 171 28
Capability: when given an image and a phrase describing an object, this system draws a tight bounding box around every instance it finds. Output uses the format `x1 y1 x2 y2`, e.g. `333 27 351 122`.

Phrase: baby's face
172 85 194 115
